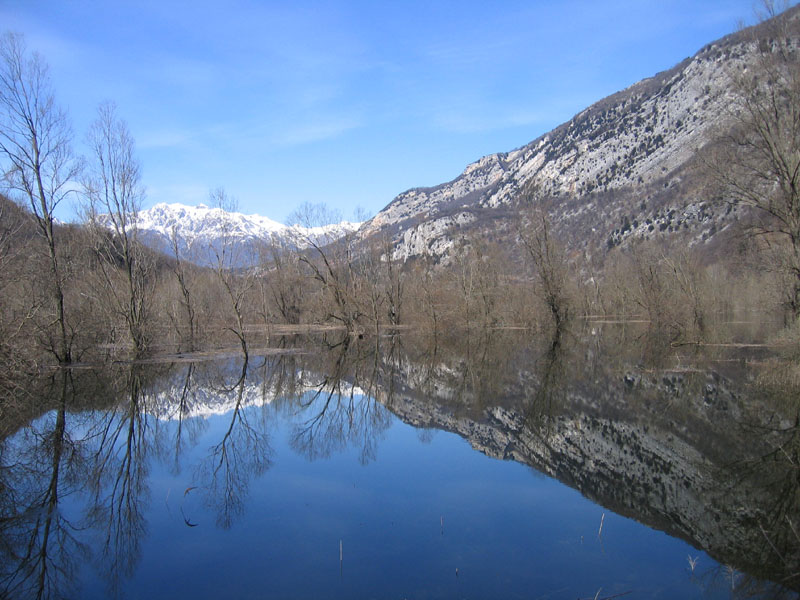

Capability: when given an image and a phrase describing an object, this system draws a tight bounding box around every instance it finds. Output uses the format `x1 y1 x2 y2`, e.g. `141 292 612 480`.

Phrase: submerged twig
581 592 632 600
598 512 605 539
687 555 699 573
180 506 198 527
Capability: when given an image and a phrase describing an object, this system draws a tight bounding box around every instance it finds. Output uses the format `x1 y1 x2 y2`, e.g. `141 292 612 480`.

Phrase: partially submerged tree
257 237 304 325
83 101 152 356
518 200 571 331
291 201 362 332
209 187 254 357
0 32 81 362
168 224 197 349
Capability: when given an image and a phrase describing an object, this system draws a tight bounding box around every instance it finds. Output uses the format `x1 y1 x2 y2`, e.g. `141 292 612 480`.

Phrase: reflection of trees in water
261 336 305 402
194 358 273 529
291 385 390 465
0 358 285 596
369 326 800 595
84 367 153 593
519 331 565 431
290 337 392 465
0 371 89 600
187 339 397 526
445 329 513 411
0 362 216 597
755 425 800 582
719 373 800 593
167 362 206 473
0 365 174 597
400 328 520 419
2 329 799 597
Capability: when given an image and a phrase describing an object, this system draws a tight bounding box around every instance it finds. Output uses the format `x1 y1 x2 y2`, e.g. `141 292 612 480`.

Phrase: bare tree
291 201 361 332
415 253 441 344
519 204 571 331
380 234 404 327
289 201 343 236
704 4 800 318
0 197 39 376
168 224 197 349
209 187 253 357
0 32 81 362
257 237 303 324
299 235 361 332
626 245 674 331
449 233 503 330
83 101 152 356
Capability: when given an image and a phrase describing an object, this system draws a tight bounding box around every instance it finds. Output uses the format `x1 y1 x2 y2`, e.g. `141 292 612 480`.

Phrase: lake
1 325 798 599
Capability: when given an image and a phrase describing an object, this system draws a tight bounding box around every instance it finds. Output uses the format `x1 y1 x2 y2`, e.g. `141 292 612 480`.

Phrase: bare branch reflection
84 367 153 593
290 337 392 465
0 327 798 597
194 358 273 529
165 362 207 473
0 371 90 600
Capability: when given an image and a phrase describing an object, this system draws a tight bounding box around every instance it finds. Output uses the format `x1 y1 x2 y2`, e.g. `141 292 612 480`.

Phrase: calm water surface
1 328 797 599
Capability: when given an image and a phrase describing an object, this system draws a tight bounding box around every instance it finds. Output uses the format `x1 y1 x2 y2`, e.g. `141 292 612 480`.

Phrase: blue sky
2 0 763 224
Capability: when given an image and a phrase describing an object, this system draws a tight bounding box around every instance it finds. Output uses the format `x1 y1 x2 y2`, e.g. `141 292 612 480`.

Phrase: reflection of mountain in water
134 360 369 425
135 332 796 591
99 333 797 591
0 330 796 597
364 332 799 593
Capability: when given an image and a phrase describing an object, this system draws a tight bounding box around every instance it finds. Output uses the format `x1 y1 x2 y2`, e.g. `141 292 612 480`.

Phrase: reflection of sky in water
61 393 736 600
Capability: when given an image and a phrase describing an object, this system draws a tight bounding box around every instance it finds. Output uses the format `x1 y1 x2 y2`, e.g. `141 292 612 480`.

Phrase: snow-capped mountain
115 202 361 266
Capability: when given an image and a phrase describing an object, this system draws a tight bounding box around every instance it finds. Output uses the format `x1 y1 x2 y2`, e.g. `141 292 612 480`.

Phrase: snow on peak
102 202 363 267
136 202 288 239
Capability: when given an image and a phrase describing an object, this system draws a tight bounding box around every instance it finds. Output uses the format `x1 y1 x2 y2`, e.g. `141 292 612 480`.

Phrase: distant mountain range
113 202 361 266
121 9 798 268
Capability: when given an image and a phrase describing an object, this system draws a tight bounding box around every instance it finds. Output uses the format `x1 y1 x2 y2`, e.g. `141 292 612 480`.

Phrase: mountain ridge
104 202 361 266
111 8 800 269
359 7 800 262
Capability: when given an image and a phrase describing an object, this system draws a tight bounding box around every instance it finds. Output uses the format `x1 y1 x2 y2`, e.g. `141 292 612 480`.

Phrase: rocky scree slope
360 10 800 262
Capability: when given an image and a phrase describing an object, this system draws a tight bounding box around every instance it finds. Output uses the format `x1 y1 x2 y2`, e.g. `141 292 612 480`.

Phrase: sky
0 0 767 224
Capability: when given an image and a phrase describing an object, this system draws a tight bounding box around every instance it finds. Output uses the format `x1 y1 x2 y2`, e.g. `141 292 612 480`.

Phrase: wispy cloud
272 115 363 146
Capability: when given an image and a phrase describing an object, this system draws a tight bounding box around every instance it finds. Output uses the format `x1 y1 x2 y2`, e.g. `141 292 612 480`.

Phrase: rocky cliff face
361 10 800 262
